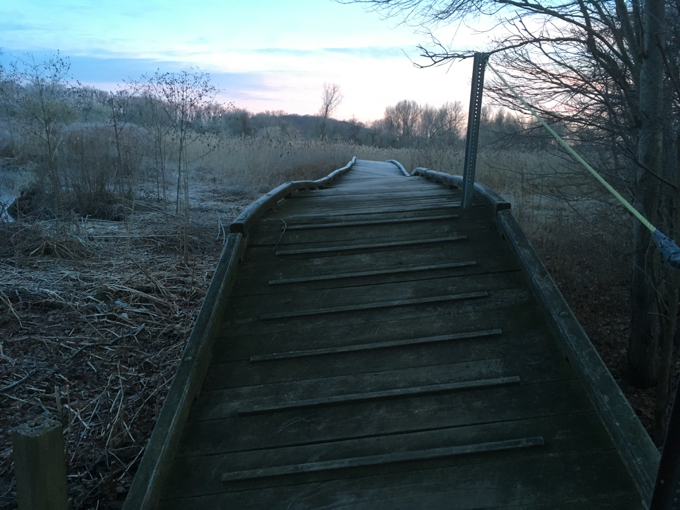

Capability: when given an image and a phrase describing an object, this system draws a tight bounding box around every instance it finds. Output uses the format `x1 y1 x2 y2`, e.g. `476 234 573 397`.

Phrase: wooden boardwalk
124 159 659 509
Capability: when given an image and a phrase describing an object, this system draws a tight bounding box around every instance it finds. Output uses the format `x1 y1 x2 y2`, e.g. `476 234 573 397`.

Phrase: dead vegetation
0 191 256 509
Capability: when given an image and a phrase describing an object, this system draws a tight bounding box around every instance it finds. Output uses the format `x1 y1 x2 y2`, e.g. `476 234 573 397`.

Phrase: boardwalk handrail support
411 167 510 214
461 53 489 209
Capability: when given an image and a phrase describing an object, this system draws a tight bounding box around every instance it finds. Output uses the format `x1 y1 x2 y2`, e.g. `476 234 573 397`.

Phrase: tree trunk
628 0 666 388
653 129 680 442
630 219 659 388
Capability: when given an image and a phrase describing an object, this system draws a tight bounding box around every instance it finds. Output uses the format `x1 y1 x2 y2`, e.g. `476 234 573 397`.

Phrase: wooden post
11 418 69 510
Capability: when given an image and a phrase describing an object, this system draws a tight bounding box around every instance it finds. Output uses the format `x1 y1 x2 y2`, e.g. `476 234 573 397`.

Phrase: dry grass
193 138 355 191
0 217 222 509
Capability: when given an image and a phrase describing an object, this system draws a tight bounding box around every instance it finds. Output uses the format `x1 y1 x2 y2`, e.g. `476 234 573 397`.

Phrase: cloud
0 51 274 108
247 46 409 60
249 48 318 57
0 20 38 33
323 46 409 59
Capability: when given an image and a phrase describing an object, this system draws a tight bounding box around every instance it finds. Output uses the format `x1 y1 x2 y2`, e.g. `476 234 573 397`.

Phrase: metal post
461 53 488 209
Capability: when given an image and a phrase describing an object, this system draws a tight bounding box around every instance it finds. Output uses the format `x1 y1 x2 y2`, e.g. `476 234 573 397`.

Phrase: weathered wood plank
290 188 455 201
291 188 455 199
249 328 501 361
204 330 566 393
221 436 544 482
244 226 508 264
281 214 458 229
177 379 594 456
239 376 521 415
161 412 630 501
266 261 477 286
256 204 476 227
241 237 514 277
235 257 518 297
265 201 461 220
250 219 482 246
250 221 492 247
218 286 540 342
161 450 639 510
259 291 488 320
228 270 525 320
236 241 519 291
194 351 574 420
283 197 459 211
274 235 467 256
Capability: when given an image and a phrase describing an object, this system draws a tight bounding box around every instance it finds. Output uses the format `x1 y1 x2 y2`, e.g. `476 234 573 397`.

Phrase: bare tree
319 83 343 141
140 69 222 263
384 99 421 146
6 52 77 207
105 89 134 196
142 69 219 210
420 101 464 145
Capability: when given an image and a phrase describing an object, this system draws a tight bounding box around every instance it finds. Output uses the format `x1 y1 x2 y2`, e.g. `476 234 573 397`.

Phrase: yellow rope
485 61 657 233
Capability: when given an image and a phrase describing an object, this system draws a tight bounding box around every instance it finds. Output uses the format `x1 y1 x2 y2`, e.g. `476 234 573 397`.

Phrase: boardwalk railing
231 157 357 235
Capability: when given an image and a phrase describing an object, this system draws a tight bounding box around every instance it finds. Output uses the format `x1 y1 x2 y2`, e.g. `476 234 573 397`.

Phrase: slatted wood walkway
124 159 659 509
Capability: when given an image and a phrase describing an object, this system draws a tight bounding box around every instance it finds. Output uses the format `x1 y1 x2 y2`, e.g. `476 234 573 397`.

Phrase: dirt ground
0 181 660 509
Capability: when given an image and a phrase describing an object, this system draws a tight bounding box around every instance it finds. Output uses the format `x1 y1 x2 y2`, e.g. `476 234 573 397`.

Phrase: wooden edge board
221 436 545 482
267 261 477 286
238 376 521 415
122 233 245 510
275 236 467 256
283 214 459 230
230 157 357 235
411 168 511 214
386 159 410 176
496 209 659 506
249 328 503 361
259 291 489 320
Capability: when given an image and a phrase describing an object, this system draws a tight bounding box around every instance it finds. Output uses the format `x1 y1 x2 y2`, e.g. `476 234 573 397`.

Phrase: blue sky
0 0 485 122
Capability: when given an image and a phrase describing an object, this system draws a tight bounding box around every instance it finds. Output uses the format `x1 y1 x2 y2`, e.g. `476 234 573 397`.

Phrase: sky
0 0 491 123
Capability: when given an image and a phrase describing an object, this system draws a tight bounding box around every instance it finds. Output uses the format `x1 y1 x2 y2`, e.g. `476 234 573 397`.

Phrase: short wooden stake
11 418 69 510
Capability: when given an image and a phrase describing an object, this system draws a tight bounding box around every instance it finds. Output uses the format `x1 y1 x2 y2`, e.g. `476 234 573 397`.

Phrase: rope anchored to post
485 60 680 269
